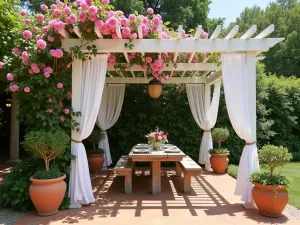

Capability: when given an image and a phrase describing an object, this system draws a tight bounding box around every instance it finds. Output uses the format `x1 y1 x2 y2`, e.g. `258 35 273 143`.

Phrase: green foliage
23 130 69 172
227 165 238 179
250 172 290 187
85 130 105 154
34 165 61 180
259 144 293 176
212 128 229 148
209 148 229 155
87 148 105 155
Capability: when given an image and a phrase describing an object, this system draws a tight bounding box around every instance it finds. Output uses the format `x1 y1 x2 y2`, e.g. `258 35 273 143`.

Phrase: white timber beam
105 77 206 84
240 25 257 39
255 24 275 39
62 38 285 53
158 25 163 39
137 25 147 78
59 28 72 38
210 25 222 39
225 25 239 39
107 63 220 72
206 70 222 85
94 26 103 38
177 25 184 39
73 25 82 38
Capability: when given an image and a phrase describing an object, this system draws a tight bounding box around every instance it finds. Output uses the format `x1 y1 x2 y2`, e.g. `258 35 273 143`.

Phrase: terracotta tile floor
13 168 300 225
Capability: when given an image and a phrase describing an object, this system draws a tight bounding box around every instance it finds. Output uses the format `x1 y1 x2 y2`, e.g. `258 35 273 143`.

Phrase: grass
227 162 300 209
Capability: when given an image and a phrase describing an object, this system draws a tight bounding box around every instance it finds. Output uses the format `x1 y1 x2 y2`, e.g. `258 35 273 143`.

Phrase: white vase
152 141 161 150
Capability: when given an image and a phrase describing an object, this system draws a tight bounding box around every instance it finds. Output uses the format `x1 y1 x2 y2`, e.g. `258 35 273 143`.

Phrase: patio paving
8 168 300 225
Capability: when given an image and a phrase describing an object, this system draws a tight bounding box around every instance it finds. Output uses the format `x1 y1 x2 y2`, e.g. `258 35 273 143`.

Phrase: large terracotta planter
87 154 104 173
29 174 66 216
210 153 229 174
252 183 288 217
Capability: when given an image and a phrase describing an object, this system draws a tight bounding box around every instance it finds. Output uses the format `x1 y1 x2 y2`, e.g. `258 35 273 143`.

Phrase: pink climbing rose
41 4 48 11
44 72 51 78
88 6 97 16
146 57 153 63
37 39 47 49
60 116 66 121
0 61 4 69
50 49 64 58
102 0 109 4
57 83 63 88
10 84 19 92
24 87 30 93
37 14 45 22
47 109 53 113
147 8 154 14
203 32 208 39
64 108 70 114
12 48 21 56
23 30 33 39
7 73 14 81
20 9 26 16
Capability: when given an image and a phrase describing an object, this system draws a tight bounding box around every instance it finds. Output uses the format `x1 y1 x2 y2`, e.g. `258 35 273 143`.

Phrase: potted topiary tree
250 145 292 217
209 128 230 174
86 129 105 173
22 130 69 216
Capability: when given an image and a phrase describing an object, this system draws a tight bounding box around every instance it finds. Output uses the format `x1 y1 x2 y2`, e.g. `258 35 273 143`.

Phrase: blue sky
208 0 273 26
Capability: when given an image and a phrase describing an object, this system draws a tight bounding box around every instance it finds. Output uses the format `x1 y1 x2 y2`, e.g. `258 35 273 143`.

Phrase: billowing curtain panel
69 54 108 205
186 80 221 165
221 52 259 202
96 84 125 167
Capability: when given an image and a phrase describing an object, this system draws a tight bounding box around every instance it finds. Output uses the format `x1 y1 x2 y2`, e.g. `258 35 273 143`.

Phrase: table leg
176 162 181 177
151 161 161 195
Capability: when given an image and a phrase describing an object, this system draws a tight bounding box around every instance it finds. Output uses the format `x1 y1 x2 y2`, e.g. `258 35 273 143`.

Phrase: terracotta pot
252 183 288 217
29 174 66 216
210 153 229 174
87 154 104 173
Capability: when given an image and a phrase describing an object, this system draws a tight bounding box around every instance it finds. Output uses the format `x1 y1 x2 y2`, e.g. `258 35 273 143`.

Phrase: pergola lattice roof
61 24 284 85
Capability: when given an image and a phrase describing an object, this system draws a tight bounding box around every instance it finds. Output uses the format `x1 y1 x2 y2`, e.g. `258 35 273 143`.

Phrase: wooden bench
176 156 202 194
114 156 133 194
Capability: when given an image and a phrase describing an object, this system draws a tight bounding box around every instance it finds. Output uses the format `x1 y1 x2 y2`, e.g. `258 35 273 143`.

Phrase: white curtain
221 52 259 203
186 80 221 165
96 84 125 167
69 54 108 205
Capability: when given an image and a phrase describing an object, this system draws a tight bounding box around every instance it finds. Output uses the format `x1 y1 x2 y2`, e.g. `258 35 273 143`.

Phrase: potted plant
209 128 230 174
86 130 105 173
250 144 292 217
22 130 69 216
145 127 168 150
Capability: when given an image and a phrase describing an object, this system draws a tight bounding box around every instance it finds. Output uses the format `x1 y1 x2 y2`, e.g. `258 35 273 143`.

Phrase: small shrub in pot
209 128 230 174
250 144 292 217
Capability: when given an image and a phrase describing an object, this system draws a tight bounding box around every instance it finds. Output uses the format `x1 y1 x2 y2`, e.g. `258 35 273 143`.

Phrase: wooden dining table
128 146 185 195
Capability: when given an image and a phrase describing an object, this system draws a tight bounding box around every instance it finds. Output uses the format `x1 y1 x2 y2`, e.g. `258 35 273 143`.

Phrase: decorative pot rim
30 173 66 185
253 182 287 191
210 153 229 156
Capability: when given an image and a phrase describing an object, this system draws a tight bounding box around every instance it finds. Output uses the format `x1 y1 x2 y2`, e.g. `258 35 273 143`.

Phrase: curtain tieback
71 139 82 143
203 129 211 132
245 141 256 145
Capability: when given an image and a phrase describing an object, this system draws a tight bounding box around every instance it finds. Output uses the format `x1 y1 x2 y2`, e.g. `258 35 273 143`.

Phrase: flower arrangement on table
146 127 168 150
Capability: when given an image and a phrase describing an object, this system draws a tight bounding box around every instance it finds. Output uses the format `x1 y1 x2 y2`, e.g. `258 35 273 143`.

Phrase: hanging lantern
148 79 163 99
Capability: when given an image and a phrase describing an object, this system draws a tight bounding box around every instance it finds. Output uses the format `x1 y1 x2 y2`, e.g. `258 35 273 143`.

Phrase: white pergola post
69 58 83 209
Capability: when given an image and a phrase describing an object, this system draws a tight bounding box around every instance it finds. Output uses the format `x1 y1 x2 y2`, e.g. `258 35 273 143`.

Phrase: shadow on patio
15 168 297 225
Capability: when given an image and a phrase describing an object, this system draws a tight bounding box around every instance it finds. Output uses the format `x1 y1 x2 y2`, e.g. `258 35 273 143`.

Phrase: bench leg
125 173 132 194
183 172 192 194
176 162 181 177
152 161 161 195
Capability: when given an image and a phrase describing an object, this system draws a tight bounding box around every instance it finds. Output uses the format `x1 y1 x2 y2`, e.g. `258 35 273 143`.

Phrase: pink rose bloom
36 35 42 41
23 30 32 39
7 73 14 81
64 7 71 14
47 109 53 113
120 18 129 26
20 9 26 16
102 0 109 4
154 16 161 25
141 65 147 70
60 116 65 121
48 36 54 42
24 19 31 25
0 61 4 69
37 14 44 22
203 32 208 39
44 67 53 73
67 62 72 68
162 52 168 58
131 33 137 39
67 91 72 97
152 25 158 31
31 63 38 70
95 20 104 28
12 48 21 56
28 69 33 74
57 83 63 88
107 17 118 28
24 87 30 93
88 6 97 16
192 55 198 63
69 14 77 23
22 51 29 59
44 72 51 78
78 12 86 22
129 14 136 21
41 4 48 11
10 84 19 92
42 26 49 33
147 8 154 14
50 4 57 10
33 27 38 33
80 1 88 9
64 108 70 114
23 59 29 65
37 39 47 49
33 68 40 73
49 98 53 102
50 49 64 58
146 57 152 63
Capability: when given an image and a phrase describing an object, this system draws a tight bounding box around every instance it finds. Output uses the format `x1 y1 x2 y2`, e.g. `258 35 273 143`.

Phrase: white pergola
61 24 284 208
